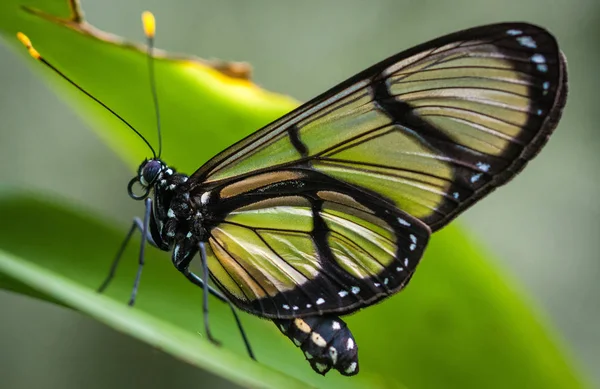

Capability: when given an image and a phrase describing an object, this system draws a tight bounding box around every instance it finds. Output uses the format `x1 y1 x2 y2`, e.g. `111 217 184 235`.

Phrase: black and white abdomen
274 315 359 376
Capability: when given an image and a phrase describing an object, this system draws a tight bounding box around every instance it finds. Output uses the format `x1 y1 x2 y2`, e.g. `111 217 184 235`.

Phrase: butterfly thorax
132 159 208 258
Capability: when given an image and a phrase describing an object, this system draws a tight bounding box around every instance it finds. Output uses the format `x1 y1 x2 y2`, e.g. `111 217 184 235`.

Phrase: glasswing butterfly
18 11 567 376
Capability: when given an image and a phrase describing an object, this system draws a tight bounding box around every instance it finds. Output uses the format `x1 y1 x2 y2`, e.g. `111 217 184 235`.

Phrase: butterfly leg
97 198 157 304
193 241 221 347
125 197 154 306
183 269 256 360
171 237 246 351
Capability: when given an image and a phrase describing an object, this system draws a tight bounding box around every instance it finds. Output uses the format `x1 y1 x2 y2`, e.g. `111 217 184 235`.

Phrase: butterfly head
140 159 164 186
128 158 167 200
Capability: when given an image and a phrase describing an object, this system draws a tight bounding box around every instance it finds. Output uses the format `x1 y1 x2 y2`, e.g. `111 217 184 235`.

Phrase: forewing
202 170 430 318
192 23 567 230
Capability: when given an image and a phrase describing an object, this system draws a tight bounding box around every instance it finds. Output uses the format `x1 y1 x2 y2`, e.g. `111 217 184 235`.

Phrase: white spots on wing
351 286 360 295
282 304 290 310
165 169 173 175
396 266 403 272
404 258 409 267
476 162 490 172
329 346 338 365
167 208 175 218
506 29 522 36
471 173 482 183
346 338 355 350
160 179 166 186
384 278 389 285
543 81 550 96
292 305 299 311
374 282 381 287
537 109 543 116
316 298 325 305
306 303 312 309
168 184 176 190
293 338 301 346
398 217 411 227
311 332 327 348
531 54 546 63
453 192 460 200
409 234 417 250
200 192 210 204
294 318 311 334
315 363 328 373
345 361 358 375
517 36 537 48
279 324 286 333
183 192 190 200
332 321 341 331
185 231 192 239
338 290 349 298
166 230 175 238
182 176 188 182
304 351 313 359
531 53 548 73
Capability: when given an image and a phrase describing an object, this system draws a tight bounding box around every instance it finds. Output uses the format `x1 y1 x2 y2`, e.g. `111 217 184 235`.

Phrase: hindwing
200 169 429 318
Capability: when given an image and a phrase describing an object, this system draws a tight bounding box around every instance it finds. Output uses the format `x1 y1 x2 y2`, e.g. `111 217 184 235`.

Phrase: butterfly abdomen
274 315 359 376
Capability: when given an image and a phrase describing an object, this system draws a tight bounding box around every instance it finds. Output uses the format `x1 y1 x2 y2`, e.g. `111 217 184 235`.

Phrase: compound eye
141 160 162 186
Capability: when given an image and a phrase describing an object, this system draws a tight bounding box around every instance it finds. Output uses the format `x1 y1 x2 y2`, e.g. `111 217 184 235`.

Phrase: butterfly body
133 161 195 255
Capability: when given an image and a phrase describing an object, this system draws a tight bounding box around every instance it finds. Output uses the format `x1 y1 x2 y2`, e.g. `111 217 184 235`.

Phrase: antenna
16 31 157 158
142 11 163 158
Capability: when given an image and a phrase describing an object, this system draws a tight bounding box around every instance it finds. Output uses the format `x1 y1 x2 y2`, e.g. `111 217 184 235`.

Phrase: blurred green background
0 0 597 388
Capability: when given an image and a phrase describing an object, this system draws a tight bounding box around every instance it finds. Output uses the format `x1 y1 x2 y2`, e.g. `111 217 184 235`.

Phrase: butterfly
18 13 567 376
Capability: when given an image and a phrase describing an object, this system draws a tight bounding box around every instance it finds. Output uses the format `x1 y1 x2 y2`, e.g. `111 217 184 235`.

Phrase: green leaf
0 1 586 388
0 0 297 172
0 193 395 389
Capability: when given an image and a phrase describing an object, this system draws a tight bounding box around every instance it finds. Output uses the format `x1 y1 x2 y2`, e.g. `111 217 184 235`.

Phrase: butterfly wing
190 23 567 318
194 22 567 230
201 168 429 318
